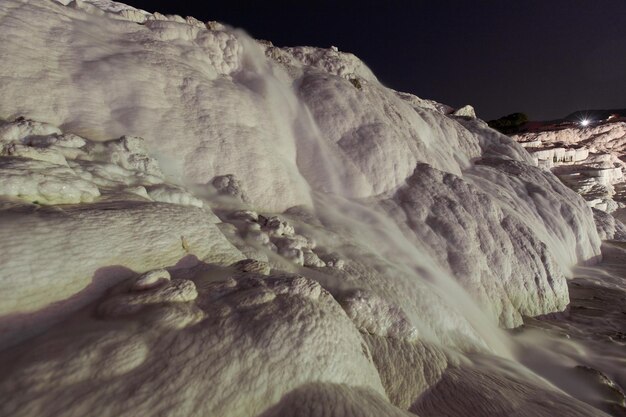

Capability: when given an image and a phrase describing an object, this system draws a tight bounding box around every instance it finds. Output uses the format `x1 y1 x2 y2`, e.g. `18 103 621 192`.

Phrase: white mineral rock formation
514 122 626 154
513 122 626 212
0 1 616 416
452 104 477 118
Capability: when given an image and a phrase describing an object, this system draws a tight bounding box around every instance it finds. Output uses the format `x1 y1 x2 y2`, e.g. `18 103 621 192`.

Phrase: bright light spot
580 119 590 127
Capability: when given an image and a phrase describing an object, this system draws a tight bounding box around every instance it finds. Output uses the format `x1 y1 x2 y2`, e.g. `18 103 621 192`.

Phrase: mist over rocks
0 1 615 416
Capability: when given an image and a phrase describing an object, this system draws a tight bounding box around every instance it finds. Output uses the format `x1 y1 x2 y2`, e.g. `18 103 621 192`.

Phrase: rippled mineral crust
0 1 616 416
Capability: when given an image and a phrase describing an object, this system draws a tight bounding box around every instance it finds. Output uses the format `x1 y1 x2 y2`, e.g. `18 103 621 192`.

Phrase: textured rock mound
593 208 626 241
387 163 571 327
412 357 608 417
0 119 243 348
0 272 386 417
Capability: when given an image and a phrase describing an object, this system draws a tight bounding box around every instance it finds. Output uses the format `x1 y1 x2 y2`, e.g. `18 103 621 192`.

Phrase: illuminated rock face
514 122 626 156
0 1 612 416
513 123 626 212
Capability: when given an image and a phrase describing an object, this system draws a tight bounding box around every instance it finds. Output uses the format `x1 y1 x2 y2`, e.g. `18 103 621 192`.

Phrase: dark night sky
123 0 626 121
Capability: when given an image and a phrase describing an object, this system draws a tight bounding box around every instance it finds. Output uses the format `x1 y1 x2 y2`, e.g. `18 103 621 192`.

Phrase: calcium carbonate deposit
0 1 624 416
513 122 626 213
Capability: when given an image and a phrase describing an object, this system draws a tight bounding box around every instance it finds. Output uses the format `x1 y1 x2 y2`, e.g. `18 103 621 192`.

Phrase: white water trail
315 192 514 357
229 31 620 408
230 33 515 357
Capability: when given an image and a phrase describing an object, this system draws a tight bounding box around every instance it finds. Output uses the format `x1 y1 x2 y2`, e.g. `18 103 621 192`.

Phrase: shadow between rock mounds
0 264 136 351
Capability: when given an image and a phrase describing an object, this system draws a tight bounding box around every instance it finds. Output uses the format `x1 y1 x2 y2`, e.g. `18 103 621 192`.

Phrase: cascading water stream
231 31 517 356
230 31 620 408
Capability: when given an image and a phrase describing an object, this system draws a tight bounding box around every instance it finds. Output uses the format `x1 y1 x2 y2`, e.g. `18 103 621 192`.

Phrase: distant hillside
565 109 626 122
488 109 626 134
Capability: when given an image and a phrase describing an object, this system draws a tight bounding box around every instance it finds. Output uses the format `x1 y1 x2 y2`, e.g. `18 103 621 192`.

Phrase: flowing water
230 30 626 413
